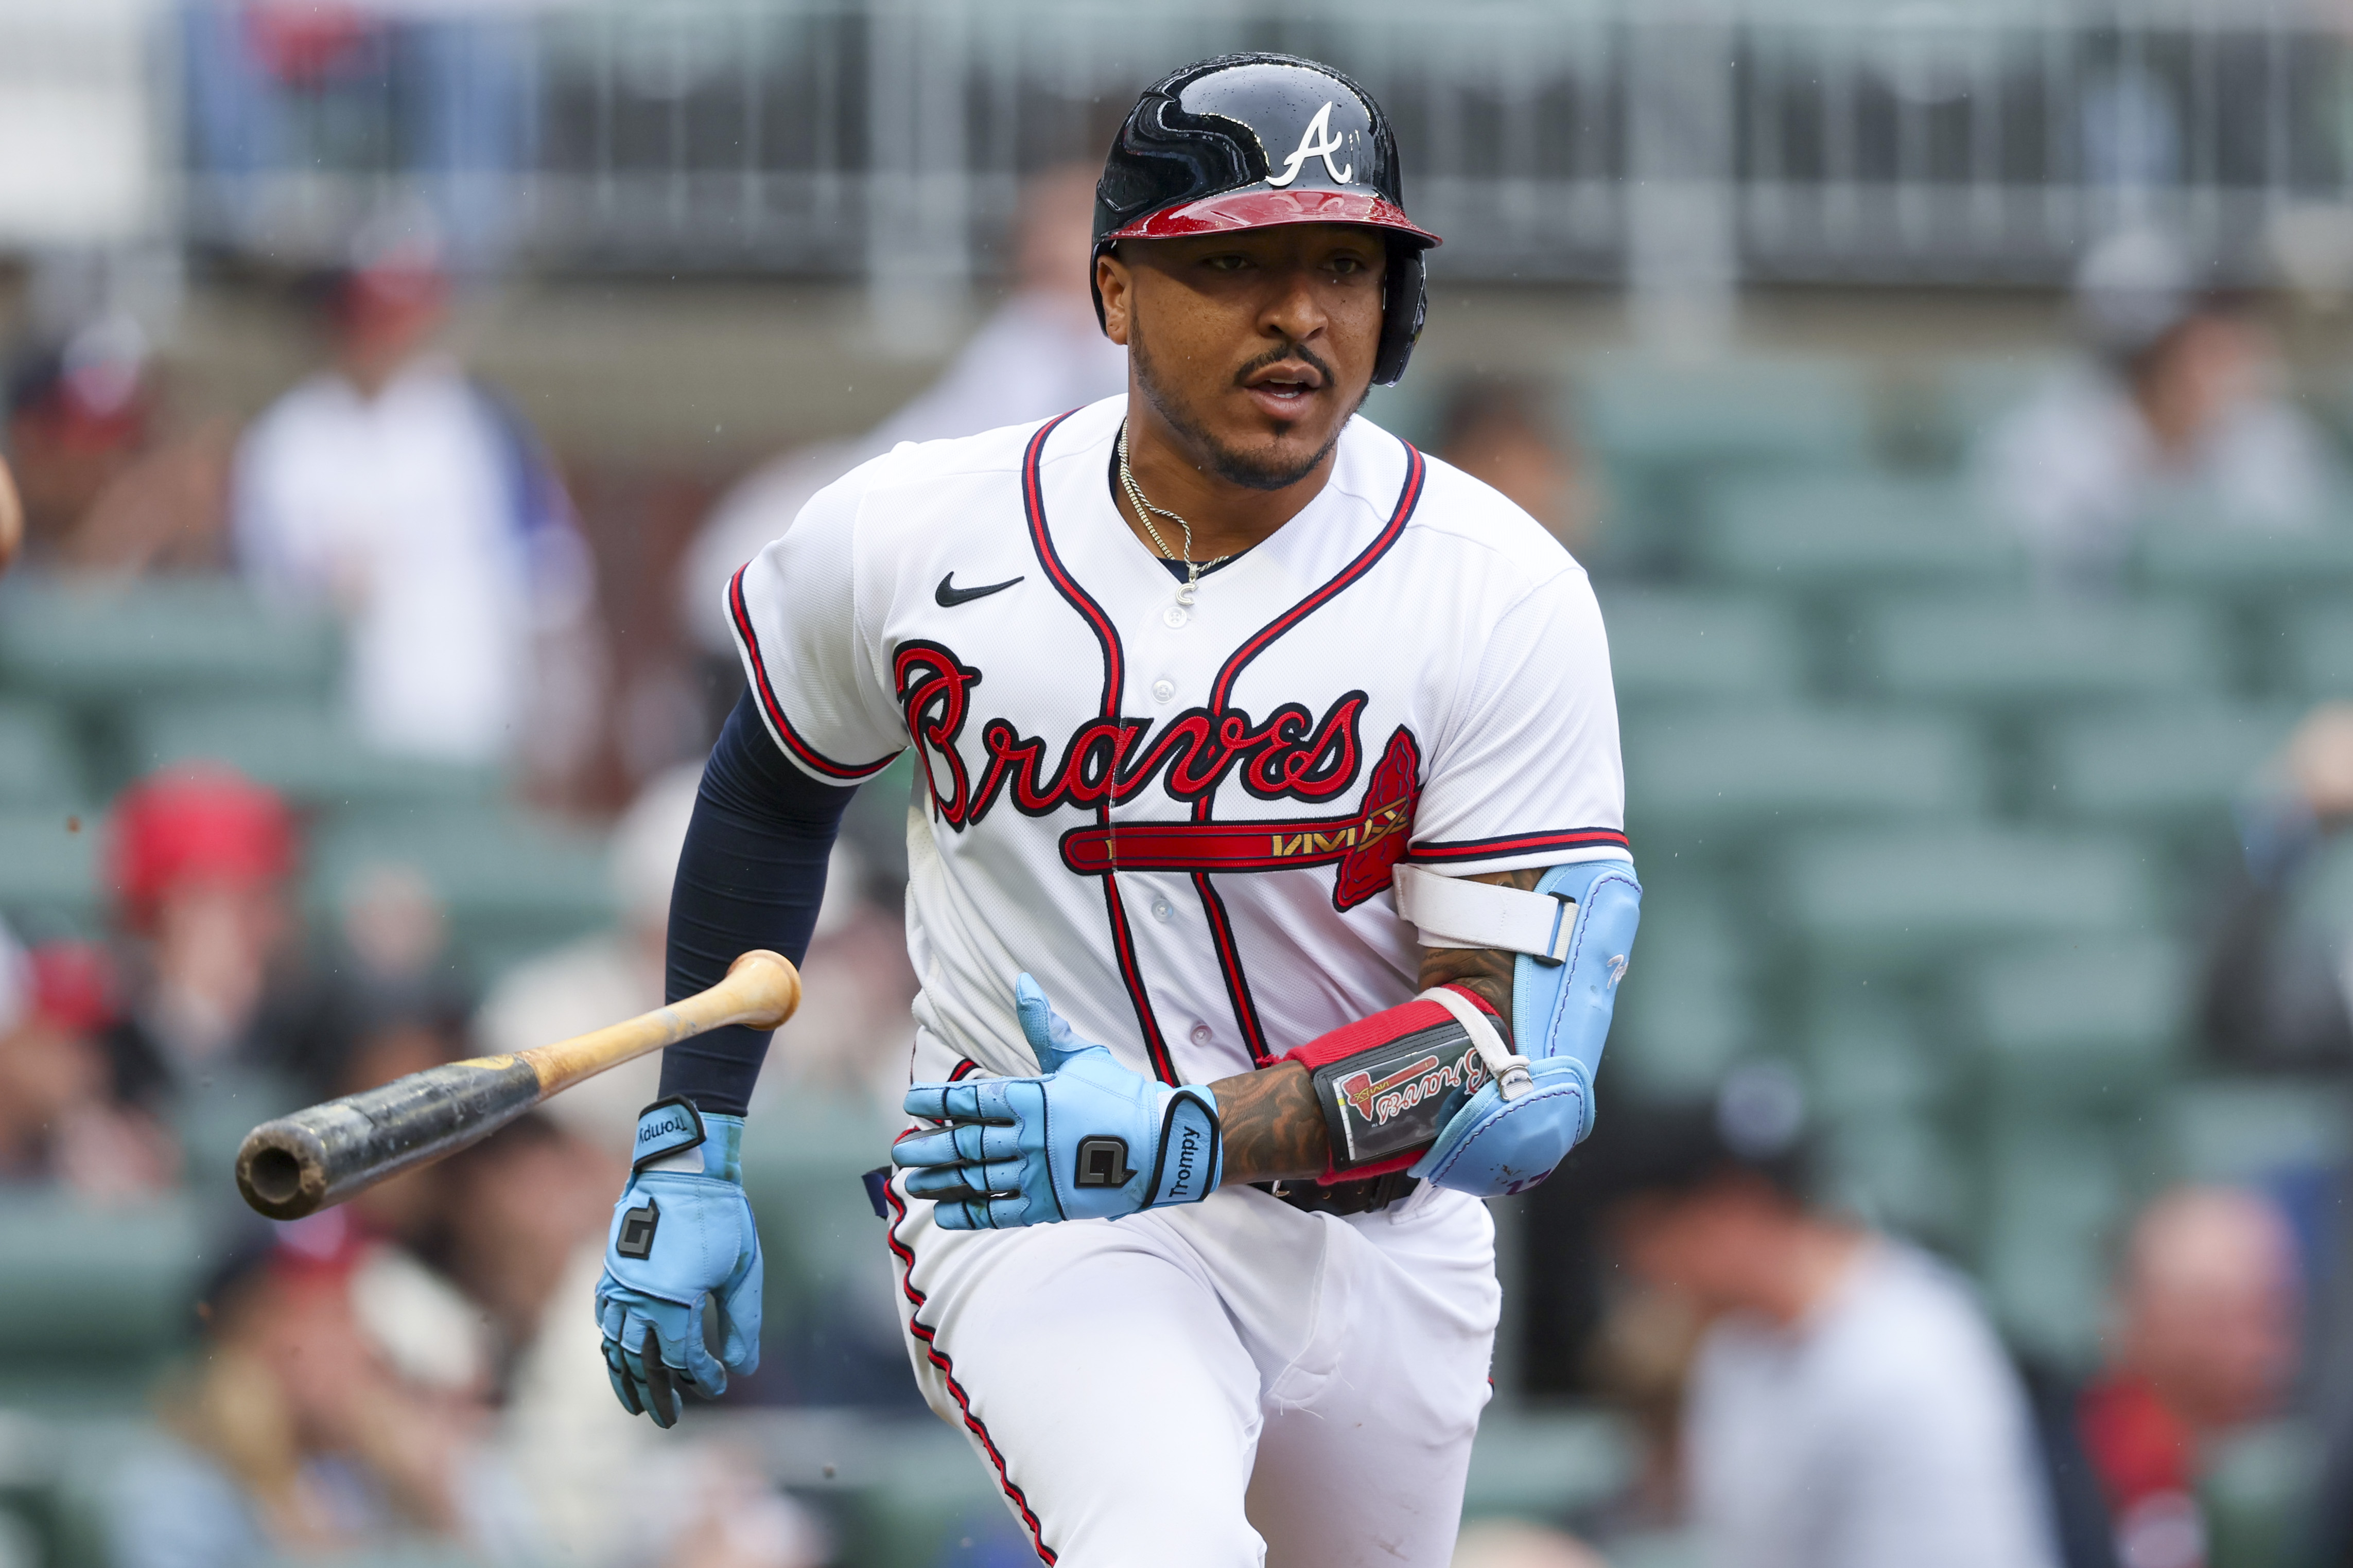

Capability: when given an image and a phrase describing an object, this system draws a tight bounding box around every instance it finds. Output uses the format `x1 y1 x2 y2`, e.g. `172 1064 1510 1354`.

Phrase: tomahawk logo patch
1266 100 1354 188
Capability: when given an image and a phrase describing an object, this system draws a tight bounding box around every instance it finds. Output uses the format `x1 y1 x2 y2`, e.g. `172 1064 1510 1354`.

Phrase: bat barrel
235 1055 545 1220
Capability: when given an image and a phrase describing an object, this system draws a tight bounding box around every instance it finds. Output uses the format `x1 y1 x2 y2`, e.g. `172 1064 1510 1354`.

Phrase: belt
1253 1169 1419 1216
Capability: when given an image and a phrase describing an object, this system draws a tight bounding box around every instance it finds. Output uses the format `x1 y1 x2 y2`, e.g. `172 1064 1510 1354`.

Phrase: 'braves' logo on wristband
1337 1045 1488 1128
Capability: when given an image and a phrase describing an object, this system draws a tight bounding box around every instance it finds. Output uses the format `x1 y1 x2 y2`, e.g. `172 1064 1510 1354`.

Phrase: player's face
1097 225 1388 491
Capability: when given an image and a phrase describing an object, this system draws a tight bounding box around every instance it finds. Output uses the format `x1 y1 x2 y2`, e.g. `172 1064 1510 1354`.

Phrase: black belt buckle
1256 1169 1418 1216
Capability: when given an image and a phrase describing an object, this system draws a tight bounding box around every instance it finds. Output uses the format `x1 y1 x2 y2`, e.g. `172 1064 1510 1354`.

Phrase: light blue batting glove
893 974 1223 1229
593 1097 763 1427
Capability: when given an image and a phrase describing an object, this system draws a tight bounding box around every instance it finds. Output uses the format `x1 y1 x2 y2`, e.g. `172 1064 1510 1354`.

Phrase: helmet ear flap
1373 242 1427 387
1089 240 1113 336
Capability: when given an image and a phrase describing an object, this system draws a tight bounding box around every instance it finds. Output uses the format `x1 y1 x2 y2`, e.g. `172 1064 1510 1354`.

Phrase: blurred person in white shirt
1978 229 2335 588
233 221 602 783
1591 1067 2061 1568
677 164 1129 676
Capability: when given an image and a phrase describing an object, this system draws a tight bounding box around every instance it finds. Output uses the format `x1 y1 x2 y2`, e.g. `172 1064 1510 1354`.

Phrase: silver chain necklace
1118 422 1231 607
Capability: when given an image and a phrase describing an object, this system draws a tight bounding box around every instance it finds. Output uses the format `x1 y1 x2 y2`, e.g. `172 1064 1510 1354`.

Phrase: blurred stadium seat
0 1195 204 1414
0 809 102 937
1858 594 2225 708
1781 825 2158 967
126 699 492 813
1624 704 1985 835
1965 936 2187 1102
2135 520 2353 601
2034 703 2296 833
0 579 335 711
0 701 81 806
1597 590 1805 706
1577 358 1870 471
305 807 612 981
1697 473 2025 592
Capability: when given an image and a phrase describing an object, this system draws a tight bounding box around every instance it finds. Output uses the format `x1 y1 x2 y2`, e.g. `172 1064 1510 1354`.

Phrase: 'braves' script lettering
893 640 1366 829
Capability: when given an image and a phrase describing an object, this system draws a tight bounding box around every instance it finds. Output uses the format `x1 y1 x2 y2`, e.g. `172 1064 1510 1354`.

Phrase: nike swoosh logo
935 572 1024 607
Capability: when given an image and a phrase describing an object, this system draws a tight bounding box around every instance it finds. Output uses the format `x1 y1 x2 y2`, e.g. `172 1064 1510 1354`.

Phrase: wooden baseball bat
234 949 800 1221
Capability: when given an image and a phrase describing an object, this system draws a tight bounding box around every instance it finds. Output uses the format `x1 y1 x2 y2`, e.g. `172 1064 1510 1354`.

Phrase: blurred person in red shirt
1588 1069 2060 1568
0 923 176 1199
2076 1188 2299 1568
233 223 603 787
3 316 235 576
113 1209 535 1568
100 766 336 1112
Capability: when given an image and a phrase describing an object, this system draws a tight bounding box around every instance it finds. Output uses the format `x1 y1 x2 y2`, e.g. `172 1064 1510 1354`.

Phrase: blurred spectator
678 163 1128 683
0 923 175 1199
431 1115 827 1568
114 1210 533 1568
1436 376 1600 556
2199 702 2353 1074
100 766 333 1111
2075 1188 2299 1568
1592 1068 2060 1568
233 223 604 785
1978 229 2335 587
3 316 234 575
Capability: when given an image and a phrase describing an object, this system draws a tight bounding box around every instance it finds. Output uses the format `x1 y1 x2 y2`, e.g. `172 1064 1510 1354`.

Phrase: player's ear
1097 246 1134 347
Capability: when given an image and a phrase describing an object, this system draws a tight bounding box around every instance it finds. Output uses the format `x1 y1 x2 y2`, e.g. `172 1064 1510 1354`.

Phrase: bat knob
236 1120 332 1220
725 949 803 1031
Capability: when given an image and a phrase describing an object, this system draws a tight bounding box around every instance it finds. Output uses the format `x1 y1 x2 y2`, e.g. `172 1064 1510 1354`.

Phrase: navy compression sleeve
656 691 861 1117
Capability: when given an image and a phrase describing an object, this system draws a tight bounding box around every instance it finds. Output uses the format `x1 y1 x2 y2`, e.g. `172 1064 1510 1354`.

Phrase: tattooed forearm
1210 869 1543 1185
1209 1059 1328 1185
1416 866 1543 1033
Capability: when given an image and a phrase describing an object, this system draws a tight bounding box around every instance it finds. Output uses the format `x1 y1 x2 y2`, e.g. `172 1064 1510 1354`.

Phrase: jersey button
1151 679 1176 703
1150 898 1174 921
1189 1024 1214 1047
1162 605 1190 629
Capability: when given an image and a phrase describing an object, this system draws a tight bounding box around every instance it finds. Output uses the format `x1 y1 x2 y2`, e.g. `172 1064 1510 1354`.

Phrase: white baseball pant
883 1173 1500 1567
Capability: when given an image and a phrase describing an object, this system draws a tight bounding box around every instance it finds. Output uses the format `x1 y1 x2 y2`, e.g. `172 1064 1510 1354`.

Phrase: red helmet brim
1101 188 1441 248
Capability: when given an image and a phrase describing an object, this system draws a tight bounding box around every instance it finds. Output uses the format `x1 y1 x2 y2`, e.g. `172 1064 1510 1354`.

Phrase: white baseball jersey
728 392 1626 1089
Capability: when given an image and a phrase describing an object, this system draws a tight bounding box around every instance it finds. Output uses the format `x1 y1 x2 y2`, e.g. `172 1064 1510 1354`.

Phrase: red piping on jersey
947 1058 982 1082
884 1183 1057 1564
1188 439 1428 1063
727 565 902 782
1022 412 1178 1084
1404 829 1631 863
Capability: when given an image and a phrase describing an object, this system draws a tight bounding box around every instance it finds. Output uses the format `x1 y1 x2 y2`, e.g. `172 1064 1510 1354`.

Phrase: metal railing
166 0 2353 287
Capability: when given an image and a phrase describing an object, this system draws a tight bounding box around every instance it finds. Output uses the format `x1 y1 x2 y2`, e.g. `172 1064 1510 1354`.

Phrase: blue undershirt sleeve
656 691 860 1117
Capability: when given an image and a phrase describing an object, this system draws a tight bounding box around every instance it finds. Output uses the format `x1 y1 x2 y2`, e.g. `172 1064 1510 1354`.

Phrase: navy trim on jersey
884 1183 1058 1564
1190 438 1429 1064
1404 827 1632 863
728 563 903 782
1023 412 1179 1085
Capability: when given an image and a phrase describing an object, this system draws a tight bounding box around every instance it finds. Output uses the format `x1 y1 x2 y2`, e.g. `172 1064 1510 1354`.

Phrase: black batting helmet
1092 53 1441 388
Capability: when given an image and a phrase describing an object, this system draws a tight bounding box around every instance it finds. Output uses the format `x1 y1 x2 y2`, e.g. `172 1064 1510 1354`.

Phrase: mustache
1233 341 1335 389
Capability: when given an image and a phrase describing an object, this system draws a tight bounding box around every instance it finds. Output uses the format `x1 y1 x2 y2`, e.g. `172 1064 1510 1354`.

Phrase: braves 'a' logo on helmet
1264 100 1355 189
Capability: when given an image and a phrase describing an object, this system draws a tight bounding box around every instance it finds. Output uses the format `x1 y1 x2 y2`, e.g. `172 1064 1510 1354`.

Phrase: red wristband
1278 984 1504 1184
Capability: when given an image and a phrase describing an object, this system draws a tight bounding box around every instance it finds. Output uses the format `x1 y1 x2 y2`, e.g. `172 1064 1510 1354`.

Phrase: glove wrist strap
632 1097 745 1182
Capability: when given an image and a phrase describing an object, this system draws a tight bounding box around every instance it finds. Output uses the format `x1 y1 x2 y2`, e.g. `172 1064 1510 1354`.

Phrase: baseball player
594 52 1641 1567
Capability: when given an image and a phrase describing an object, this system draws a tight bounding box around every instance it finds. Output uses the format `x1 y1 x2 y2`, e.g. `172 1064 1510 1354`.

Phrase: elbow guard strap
1278 985 1507 1183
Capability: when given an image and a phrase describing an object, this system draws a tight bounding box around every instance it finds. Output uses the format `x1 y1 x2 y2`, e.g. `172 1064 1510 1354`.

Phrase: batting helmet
1093 53 1441 388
